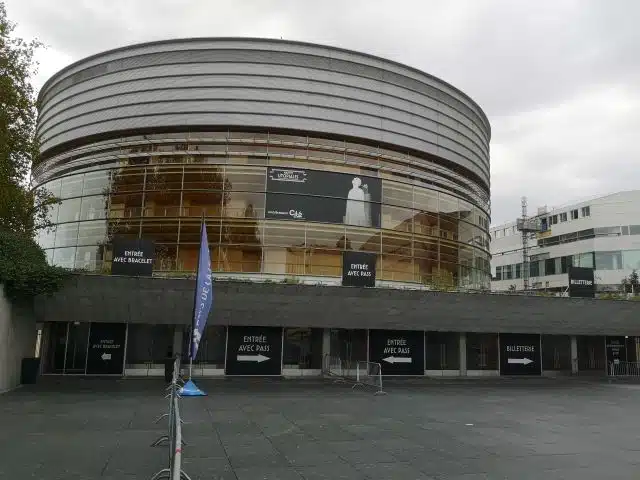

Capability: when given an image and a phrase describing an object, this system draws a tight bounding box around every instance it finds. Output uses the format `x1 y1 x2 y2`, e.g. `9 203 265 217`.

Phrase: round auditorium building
32 38 498 377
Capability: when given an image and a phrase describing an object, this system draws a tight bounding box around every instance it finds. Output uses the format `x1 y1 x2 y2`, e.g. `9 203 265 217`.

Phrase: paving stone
3 377 640 480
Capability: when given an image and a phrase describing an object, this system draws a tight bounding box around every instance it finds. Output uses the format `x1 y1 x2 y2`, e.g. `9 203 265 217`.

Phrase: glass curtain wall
35 131 491 289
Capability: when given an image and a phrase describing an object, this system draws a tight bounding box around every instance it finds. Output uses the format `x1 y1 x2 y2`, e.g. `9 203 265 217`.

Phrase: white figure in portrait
345 177 369 226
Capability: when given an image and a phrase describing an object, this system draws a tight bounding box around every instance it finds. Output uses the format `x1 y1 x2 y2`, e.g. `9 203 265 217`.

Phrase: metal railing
323 354 346 380
150 357 192 480
609 361 640 377
322 354 386 395
352 361 386 395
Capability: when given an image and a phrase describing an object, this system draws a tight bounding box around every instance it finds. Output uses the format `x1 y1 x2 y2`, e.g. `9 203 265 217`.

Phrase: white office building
491 191 640 293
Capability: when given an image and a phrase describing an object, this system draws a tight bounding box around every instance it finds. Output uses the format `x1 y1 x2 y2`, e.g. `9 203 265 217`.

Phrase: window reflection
80 195 107 220
54 223 79 248
77 221 107 246
35 134 492 288
75 246 102 270
53 247 76 269
111 167 145 193
283 328 323 369
60 175 84 199
83 171 111 196
58 198 81 223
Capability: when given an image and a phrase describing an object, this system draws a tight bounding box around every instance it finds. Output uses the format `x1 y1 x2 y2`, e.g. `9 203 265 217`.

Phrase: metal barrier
352 361 386 395
323 354 346 381
322 355 386 394
150 357 192 480
609 361 640 377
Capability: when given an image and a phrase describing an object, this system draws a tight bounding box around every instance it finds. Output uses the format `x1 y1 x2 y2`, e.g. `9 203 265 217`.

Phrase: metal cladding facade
33 38 492 289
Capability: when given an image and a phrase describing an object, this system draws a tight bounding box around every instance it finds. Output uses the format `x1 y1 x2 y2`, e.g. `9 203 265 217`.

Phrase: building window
530 260 540 278
581 206 591 217
560 212 567 222
545 258 556 275
515 263 521 279
595 251 622 270
571 209 579 220
495 266 502 281
575 252 594 269
560 255 573 274
505 264 513 280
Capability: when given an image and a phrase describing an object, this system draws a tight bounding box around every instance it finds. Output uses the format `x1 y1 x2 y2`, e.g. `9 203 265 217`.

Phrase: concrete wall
34 274 640 336
0 286 36 392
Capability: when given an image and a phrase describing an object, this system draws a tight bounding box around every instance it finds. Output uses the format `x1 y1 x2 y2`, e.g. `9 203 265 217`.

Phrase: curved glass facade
34 130 491 289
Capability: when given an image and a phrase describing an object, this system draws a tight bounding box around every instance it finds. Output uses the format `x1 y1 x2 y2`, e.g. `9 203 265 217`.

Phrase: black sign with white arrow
499 333 541 376
368 329 424 375
86 323 126 375
225 326 283 376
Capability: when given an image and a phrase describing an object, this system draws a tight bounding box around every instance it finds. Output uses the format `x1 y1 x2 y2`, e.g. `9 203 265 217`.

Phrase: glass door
64 322 90 374
44 322 68 374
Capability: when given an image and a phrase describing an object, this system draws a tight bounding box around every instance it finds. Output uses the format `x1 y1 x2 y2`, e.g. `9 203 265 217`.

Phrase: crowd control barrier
150 357 192 480
322 354 386 395
352 361 386 395
609 361 640 378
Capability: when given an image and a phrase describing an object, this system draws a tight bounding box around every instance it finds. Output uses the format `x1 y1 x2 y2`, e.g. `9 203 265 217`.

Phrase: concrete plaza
1 377 640 479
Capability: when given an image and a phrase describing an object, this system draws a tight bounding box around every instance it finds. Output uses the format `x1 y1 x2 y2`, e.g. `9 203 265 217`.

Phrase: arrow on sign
507 358 533 365
237 354 270 363
382 356 412 364
101 353 112 361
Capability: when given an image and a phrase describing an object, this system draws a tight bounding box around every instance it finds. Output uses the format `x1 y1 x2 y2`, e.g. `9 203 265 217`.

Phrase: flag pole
188 213 205 380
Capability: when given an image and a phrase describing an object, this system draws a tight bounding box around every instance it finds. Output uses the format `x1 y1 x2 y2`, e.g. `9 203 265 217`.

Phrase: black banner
111 237 155 276
265 167 381 227
86 323 126 375
369 329 424 375
342 251 377 287
568 266 595 298
225 326 283 375
499 333 541 376
606 336 627 365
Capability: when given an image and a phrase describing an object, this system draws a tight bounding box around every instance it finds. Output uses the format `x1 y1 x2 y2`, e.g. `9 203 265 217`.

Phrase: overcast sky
6 0 639 225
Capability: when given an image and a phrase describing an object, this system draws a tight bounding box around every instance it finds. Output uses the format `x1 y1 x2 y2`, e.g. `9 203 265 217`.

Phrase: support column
459 332 467 377
173 326 183 358
570 335 578 375
322 329 331 370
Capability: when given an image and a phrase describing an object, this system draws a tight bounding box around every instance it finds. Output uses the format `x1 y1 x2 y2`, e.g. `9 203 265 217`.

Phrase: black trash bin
21 358 40 385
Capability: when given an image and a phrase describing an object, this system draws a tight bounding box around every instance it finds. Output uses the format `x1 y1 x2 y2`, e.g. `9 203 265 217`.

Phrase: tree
0 1 58 234
0 3 68 301
622 270 640 294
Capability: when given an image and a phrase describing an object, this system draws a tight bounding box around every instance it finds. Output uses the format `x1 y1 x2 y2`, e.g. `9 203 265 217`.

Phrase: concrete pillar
173 326 183 357
322 329 331 372
459 332 467 377
570 335 578 375
322 329 331 356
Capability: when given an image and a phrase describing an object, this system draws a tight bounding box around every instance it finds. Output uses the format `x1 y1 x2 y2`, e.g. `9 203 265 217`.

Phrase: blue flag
190 219 213 361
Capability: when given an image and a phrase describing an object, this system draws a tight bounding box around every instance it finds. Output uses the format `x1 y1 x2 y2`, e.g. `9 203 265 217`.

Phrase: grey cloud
5 0 640 226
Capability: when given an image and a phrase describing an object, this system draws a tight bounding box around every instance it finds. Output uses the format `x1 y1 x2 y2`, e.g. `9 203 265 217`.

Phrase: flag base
180 379 206 397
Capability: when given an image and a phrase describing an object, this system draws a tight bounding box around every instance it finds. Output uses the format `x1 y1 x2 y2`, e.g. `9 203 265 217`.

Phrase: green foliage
0 229 70 302
0 2 59 234
0 4 67 303
621 269 640 294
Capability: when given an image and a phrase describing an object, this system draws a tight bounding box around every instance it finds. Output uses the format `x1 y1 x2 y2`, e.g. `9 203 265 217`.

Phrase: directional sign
86 323 126 375
606 336 627 365
499 333 541 376
225 326 283 376
368 329 424 375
